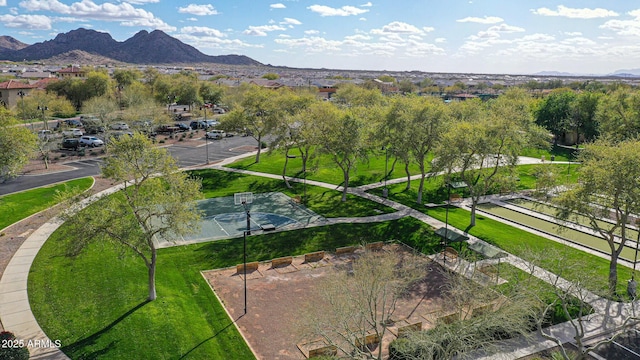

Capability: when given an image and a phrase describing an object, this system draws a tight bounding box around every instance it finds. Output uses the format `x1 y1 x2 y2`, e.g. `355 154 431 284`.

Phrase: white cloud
564 31 582 36
275 36 343 52
243 24 286 36
0 0 7 5
435 37 446 43
371 21 424 35
361 2 372 6
345 34 370 40
178 4 218 16
175 33 261 51
305 29 319 35
125 0 159 4
19 0 175 31
180 26 225 37
270 3 286 9
457 16 503 24
281 18 301 25
600 18 640 36
0 14 51 29
308 4 369 17
531 5 618 19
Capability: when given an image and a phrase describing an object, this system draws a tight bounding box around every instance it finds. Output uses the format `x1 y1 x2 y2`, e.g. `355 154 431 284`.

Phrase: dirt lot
203 245 453 360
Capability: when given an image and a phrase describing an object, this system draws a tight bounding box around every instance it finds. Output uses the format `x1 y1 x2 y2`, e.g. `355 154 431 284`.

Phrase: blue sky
1 1 640 75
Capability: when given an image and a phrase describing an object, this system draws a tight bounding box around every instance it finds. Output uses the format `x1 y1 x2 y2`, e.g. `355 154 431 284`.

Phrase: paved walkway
0 152 635 359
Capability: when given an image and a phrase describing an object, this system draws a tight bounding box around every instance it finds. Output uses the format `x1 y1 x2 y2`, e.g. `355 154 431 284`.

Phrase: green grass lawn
368 164 581 207
190 168 395 217
425 206 632 298
28 217 435 359
520 145 580 162
0 177 94 230
226 148 424 187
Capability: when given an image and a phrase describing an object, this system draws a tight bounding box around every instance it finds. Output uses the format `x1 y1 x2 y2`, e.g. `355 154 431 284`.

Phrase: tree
406 96 449 204
595 88 640 141
569 91 601 144
269 90 315 188
435 89 535 226
302 250 424 360
534 89 576 144
388 264 538 360
315 103 368 202
332 83 385 108
555 139 640 295
380 96 414 191
199 81 224 105
218 85 281 163
60 133 202 300
522 249 638 360
0 108 37 182
262 72 280 80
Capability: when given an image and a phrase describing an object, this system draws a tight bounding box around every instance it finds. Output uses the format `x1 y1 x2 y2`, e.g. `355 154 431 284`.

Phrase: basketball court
154 192 325 248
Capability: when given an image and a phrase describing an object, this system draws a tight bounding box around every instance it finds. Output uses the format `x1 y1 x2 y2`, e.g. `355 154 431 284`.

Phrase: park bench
355 332 380 350
365 241 384 252
271 256 293 269
308 344 337 358
397 322 422 338
304 251 325 263
236 261 259 274
335 246 356 256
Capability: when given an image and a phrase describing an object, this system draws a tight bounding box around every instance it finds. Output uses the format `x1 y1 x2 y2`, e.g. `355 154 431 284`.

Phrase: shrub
60 154 67 158
0 331 30 360
78 149 85 157
159 140 165 144
178 137 184 142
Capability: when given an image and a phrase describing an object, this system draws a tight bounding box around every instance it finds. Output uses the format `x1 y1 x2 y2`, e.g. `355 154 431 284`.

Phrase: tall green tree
0 108 37 182
555 139 640 295
219 85 281 163
315 103 368 202
61 133 202 301
534 89 576 143
595 88 640 141
435 89 535 226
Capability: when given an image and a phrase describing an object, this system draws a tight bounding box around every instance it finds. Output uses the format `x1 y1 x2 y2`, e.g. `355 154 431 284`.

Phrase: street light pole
17 91 26 126
382 146 389 198
201 105 209 164
37 105 48 130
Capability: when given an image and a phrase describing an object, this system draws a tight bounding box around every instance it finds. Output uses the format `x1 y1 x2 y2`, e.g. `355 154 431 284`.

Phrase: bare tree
301 249 425 359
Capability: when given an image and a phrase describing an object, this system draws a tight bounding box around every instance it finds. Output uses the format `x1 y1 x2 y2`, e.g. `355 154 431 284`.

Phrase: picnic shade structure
468 241 508 281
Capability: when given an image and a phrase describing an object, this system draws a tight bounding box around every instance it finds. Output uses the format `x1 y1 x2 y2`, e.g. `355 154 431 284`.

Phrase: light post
286 154 307 205
382 146 389 198
17 91 26 126
37 105 48 130
200 105 210 164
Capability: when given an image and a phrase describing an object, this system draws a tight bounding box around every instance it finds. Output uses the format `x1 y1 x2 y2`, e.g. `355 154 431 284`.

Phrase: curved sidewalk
0 184 124 359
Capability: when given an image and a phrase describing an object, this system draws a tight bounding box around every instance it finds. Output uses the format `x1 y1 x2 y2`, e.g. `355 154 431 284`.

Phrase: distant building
0 80 38 109
55 66 87 79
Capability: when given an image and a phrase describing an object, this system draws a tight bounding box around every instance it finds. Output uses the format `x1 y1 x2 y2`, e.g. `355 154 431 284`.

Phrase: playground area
203 243 505 359
154 192 325 247
477 198 640 263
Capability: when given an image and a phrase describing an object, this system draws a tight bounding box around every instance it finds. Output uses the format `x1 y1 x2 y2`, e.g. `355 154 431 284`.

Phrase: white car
62 128 83 137
37 129 53 140
110 122 129 130
79 136 104 147
206 130 226 139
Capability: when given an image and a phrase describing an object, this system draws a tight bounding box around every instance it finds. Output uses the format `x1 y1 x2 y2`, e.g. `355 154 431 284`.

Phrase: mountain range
0 28 262 66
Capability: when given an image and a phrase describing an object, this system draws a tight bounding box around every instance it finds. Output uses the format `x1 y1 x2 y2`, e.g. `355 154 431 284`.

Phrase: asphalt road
0 135 259 196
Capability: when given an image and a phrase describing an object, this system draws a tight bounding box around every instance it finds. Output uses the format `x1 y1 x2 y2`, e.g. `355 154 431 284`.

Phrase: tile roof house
0 80 38 109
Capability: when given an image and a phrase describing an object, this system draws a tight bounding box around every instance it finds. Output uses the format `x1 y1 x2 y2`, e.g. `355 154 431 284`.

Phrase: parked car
110 122 129 130
174 123 191 132
205 120 219 128
107 131 134 142
37 129 53 140
79 136 104 147
206 130 226 139
61 138 80 150
62 128 83 137
213 108 225 114
190 120 207 130
55 118 83 129
156 125 180 134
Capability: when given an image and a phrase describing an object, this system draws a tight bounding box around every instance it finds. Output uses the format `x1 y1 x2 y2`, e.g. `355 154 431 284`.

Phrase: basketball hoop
234 192 254 206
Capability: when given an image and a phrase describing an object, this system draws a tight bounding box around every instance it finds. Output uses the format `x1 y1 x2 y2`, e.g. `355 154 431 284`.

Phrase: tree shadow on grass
61 300 150 359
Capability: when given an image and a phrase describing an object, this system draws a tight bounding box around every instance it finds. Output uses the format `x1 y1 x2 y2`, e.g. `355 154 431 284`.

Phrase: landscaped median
0 177 94 231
